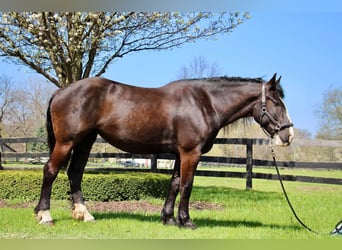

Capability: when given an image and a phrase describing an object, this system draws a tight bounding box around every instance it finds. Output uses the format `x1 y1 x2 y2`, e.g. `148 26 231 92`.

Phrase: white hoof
36 210 54 225
72 203 95 222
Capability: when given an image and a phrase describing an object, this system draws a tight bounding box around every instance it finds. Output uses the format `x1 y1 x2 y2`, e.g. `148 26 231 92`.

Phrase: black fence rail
1 137 342 188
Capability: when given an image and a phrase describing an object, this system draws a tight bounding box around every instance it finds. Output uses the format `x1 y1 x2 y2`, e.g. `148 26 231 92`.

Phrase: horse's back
49 77 219 154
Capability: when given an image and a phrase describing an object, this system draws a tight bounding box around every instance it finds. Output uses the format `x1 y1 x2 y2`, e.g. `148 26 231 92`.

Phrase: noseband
260 84 293 136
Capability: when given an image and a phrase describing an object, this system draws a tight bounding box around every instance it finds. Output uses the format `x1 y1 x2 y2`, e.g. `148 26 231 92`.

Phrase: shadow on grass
192 185 283 202
194 218 300 231
92 211 300 231
88 186 294 230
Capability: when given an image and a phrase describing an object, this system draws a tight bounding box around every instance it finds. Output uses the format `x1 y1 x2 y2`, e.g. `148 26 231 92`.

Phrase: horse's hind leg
35 142 73 224
68 133 97 222
161 156 180 225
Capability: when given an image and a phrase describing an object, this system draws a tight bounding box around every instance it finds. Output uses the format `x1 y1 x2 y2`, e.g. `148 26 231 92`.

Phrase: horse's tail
46 94 71 170
46 96 55 154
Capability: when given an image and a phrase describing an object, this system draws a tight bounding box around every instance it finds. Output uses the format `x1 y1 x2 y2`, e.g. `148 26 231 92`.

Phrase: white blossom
0 12 249 87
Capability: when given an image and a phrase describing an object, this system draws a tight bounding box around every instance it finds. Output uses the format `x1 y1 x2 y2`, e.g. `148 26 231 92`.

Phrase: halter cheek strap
261 83 266 107
260 83 293 135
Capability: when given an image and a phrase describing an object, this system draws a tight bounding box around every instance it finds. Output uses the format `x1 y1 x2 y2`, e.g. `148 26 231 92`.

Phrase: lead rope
269 141 342 236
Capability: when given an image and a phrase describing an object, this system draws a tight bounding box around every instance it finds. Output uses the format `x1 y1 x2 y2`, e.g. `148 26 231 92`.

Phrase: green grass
197 165 342 179
1 174 342 239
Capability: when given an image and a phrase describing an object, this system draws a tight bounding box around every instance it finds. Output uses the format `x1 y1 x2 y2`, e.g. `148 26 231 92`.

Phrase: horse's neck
209 83 261 127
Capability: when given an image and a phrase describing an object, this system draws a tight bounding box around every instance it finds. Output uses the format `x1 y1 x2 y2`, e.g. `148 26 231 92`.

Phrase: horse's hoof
72 203 95 222
40 220 55 226
182 220 197 229
36 210 54 225
84 217 96 223
72 211 95 222
162 217 177 226
177 218 197 229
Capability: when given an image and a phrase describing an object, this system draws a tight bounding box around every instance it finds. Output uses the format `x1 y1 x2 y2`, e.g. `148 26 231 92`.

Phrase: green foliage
0 170 169 202
27 126 49 153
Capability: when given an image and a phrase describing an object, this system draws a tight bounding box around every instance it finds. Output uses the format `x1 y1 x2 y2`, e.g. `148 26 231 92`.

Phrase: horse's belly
99 133 176 154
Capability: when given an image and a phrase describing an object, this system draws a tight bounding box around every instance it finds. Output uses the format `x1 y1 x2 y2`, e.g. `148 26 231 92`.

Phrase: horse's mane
180 76 265 84
201 76 265 84
176 76 285 98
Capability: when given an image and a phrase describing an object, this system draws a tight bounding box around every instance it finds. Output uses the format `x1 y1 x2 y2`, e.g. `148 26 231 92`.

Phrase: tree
177 56 221 79
28 126 48 153
0 76 14 138
0 12 249 88
0 75 15 170
294 128 312 139
315 86 342 140
4 78 55 137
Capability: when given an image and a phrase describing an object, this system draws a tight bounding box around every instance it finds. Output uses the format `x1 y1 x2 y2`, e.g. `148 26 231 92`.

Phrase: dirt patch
87 201 161 213
0 200 34 209
88 200 223 213
189 201 224 211
0 199 223 213
0 200 6 208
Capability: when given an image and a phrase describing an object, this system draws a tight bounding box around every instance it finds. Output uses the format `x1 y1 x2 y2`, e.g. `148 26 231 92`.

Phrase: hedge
0 170 170 202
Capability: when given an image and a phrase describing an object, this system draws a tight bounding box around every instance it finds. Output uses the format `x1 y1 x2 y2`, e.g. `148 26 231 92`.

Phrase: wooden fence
1 137 342 189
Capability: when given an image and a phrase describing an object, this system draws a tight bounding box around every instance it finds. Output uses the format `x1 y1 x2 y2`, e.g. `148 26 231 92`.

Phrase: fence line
1 137 342 188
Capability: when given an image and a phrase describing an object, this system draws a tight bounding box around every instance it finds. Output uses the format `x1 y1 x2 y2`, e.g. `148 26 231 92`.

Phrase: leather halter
260 84 293 136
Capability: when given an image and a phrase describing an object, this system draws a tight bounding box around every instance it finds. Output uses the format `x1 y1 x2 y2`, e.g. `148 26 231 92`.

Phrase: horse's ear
269 73 285 97
276 75 281 84
268 73 277 89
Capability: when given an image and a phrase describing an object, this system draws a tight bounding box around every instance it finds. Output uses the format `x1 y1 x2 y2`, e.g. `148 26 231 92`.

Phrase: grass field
1 167 342 239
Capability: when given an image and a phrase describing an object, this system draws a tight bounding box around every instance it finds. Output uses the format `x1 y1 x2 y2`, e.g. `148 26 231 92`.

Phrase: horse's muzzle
274 127 294 146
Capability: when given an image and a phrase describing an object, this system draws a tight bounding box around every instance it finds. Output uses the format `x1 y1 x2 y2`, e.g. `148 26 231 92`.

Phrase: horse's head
253 74 294 146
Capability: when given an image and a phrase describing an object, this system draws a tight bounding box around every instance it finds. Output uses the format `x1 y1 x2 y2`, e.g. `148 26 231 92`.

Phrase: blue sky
104 12 342 137
1 10 342 137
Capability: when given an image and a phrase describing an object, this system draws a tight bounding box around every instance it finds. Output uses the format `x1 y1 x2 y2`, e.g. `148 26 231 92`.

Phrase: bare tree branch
0 12 250 88
0 76 15 138
177 56 221 79
315 86 342 139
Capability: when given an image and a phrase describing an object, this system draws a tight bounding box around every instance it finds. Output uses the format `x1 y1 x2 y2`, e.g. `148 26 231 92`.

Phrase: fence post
246 139 253 190
151 154 158 173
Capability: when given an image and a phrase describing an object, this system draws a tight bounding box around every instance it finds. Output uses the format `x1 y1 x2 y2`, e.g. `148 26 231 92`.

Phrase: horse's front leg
176 151 200 229
161 156 180 225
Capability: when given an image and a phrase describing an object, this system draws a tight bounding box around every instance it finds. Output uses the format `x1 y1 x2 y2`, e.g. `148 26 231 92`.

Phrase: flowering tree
0 12 249 88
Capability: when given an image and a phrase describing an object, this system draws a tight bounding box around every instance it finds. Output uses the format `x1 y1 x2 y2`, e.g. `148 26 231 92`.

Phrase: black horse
34 73 294 228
